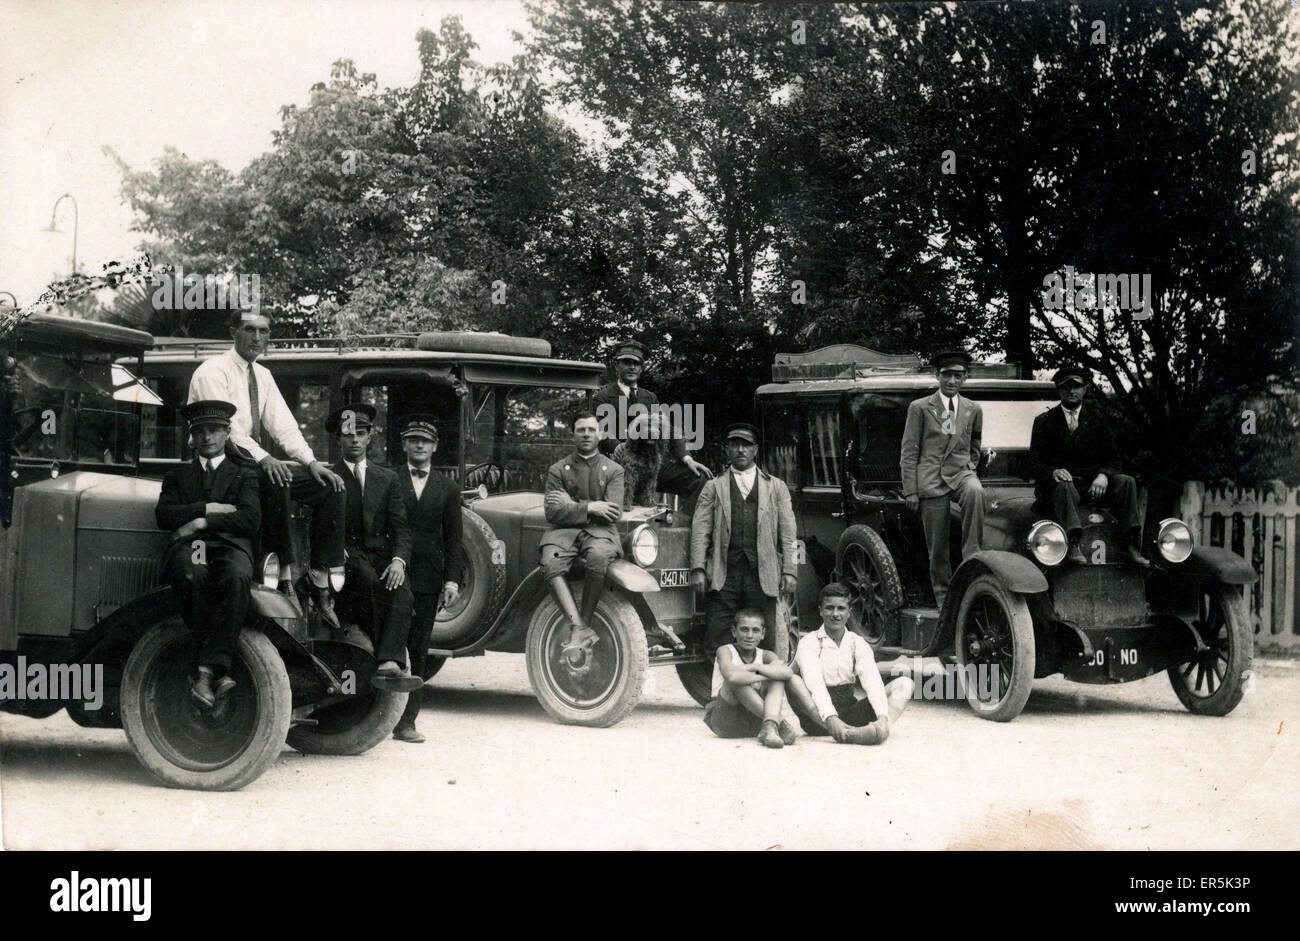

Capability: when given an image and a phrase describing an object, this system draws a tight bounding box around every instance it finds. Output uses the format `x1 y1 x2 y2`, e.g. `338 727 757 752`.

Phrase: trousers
919 476 984 609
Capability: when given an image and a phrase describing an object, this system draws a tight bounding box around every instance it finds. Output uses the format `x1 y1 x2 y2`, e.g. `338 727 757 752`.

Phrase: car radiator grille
96 556 162 620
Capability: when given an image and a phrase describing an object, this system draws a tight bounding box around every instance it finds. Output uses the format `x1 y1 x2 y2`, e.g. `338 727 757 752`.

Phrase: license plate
658 568 690 588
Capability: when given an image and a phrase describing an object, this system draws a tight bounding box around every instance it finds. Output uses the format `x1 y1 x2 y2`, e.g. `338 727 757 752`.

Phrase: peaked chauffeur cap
182 399 236 429
400 415 440 442
610 339 649 363
325 402 377 434
1051 365 1091 386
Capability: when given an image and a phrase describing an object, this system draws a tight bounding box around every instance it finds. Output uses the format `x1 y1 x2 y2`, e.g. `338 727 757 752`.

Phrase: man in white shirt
690 422 798 658
786 582 914 745
187 311 347 624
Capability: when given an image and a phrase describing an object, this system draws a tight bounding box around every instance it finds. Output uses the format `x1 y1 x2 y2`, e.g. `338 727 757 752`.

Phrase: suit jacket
334 460 412 567
156 453 261 563
1029 404 1122 501
690 466 797 596
900 392 982 499
541 451 625 547
397 466 465 595
591 381 688 460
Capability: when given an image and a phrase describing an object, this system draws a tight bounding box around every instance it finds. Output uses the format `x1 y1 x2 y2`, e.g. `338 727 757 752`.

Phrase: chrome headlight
1026 520 1068 566
629 524 659 567
260 552 281 589
1156 518 1193 563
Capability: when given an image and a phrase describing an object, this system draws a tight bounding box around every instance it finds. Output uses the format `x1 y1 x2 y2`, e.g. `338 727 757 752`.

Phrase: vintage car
1 318 734 791
756 344 1256 721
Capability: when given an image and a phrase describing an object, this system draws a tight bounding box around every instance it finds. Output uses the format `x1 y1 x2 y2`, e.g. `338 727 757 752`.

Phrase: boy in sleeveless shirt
703 608 800 748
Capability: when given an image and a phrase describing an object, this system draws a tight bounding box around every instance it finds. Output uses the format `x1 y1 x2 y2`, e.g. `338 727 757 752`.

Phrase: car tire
835 524 904 648
121 617 291 791
285 686 407 756
526 584 647 727
421 655 446 681
430 508 506 649
1167 582 1253 716
953 574 1035 722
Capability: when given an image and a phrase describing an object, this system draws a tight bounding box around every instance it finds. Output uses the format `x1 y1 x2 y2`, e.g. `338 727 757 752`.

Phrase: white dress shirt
731 465 757 498
347 458 367 491
199 453 226 473
795 625 888 721
942 394 957 420
188 349 316 465
1063 404 1080 432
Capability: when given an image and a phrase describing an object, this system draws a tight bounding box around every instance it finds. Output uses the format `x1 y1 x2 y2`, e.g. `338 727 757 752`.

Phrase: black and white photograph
1 0 1296 892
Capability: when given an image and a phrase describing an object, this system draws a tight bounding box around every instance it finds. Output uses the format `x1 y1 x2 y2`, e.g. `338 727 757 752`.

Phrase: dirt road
2 655 1296 850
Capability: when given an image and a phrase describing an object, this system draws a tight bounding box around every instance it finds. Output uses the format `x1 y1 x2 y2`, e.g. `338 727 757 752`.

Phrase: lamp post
44 193 79 275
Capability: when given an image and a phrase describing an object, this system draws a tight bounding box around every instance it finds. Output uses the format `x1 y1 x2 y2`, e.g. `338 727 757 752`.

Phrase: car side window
141 376 190 459
848 393 909 484
804 401 842 488
762 402 801 489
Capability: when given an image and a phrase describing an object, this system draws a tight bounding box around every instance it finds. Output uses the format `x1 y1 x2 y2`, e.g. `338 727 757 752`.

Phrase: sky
0 0 532 305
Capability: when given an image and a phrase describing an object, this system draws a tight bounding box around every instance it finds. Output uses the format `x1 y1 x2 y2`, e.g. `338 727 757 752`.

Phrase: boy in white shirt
787 582 914 745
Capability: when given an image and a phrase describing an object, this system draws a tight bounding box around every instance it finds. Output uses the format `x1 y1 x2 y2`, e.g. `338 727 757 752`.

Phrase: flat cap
724 422 759 445
399 414 440 442
1051 365 1091 387
931 350 974 370
182 399 236 429
611 339 649 363
325 402 377 434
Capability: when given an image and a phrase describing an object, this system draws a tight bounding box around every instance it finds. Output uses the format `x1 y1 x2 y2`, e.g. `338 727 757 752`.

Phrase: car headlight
260 552 281 589
1156 518 1193 563
1026 520 1068 566
629 524 659 567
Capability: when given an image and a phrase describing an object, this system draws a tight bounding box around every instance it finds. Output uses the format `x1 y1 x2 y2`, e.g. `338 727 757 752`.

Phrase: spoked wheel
835 525 904 648
526 585 647 727
953 575 1035 722
1167 583 1252 716
121 617 291 790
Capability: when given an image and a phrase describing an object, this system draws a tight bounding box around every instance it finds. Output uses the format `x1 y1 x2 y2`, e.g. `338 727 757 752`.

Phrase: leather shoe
313 585 342 632
213 675 237 701
190 670 216 709
778 719 799 746
757 719 785 749
393 724 425 744
1066 544 1087 565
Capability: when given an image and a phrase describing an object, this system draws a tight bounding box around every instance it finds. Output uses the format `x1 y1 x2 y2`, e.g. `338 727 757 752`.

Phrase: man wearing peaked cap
155 399 261 708
392 413 465 743
591 337 712 510
900 349 986 610
327 403 418 688
1030 366 1149 566
690 422 799 658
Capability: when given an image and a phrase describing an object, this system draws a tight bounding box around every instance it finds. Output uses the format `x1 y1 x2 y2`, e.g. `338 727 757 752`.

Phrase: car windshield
7 354 151 466
848 391 1057 484
464 384 591 492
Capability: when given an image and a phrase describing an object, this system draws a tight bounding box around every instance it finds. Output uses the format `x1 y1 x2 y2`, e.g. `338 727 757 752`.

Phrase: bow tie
410 468 428 479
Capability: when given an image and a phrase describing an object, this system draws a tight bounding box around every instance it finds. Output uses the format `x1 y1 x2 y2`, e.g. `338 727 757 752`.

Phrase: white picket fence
1180 481 1299 649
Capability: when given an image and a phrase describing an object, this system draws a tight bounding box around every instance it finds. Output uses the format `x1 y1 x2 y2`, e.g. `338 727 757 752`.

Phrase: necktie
202 460 214 495
628 387 637 406
352 462 364 491
1065 409 1078 433
410 468 428 479
246 366 262 444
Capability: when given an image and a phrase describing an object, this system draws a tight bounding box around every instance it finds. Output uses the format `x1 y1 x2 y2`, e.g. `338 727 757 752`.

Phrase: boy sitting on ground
787 582 914 745
703 608 800 748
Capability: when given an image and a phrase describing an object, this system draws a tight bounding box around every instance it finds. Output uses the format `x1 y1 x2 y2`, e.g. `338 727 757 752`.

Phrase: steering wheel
464 461 507 492
7 405 66 455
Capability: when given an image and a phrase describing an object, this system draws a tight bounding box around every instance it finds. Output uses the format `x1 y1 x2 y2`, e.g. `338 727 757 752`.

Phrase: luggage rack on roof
772 344 1022 381
148 334 420 357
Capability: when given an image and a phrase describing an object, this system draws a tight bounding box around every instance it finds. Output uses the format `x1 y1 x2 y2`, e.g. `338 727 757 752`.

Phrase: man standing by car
393 414 464 743
327 403 417 686
155 399 260 709
1030 365 1149 566
540 410 625 663
592 339 711 505
188 310 347 626
900 350 985 610
690 423 798 659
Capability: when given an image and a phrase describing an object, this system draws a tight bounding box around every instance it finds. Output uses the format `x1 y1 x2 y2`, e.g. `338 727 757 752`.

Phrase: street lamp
44 193 79 275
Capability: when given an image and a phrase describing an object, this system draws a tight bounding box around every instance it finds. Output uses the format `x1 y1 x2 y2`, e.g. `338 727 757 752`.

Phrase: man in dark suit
392 414 465 744
591 339 711 504
155 399 261 709
900 350 986 609
327 403 416 684
1029 366 1149 566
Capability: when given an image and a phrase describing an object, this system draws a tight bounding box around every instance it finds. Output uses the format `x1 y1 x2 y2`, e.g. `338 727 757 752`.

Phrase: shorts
796 684 877 735
538 531 620 579
702 698 764 739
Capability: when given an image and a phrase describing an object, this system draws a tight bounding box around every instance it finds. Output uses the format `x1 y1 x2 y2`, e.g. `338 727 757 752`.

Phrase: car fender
606 559 660 594
1178 546 1257 585
937 551 1047 653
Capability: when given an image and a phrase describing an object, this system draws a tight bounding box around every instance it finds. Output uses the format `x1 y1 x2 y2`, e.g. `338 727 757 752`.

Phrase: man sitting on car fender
786 582 914 745
540 410 625 664
155 399 261 709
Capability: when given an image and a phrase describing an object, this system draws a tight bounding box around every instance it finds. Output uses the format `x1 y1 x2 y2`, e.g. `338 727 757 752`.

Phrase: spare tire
429 507 507 650
416 332 552 358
